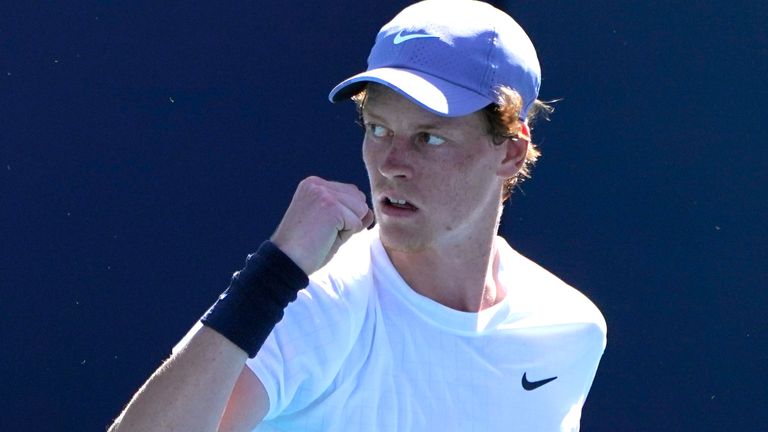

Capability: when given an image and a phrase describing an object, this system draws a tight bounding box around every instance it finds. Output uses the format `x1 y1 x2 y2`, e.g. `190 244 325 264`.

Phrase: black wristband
201 241 309 357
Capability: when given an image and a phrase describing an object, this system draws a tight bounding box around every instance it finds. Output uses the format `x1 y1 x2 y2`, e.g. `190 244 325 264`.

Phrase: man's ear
497 137 528 177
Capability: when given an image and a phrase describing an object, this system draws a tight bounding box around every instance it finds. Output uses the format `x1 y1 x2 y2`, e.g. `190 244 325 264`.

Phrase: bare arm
108 326 267 432
108 177 373 432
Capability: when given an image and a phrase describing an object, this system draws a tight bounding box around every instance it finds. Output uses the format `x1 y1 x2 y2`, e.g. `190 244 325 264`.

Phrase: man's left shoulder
497 238 607 334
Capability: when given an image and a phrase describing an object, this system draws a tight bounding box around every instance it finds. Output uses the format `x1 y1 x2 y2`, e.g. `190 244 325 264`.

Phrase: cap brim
328 67 493 117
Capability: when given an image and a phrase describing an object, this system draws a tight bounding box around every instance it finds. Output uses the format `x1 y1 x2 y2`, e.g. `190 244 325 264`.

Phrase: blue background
2 1 766 430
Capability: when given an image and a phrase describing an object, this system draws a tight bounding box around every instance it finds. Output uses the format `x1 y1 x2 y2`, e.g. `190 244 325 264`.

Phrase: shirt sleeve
246 263 372 420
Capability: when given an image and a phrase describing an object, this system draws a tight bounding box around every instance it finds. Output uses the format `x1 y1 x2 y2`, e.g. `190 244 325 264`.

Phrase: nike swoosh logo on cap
393 30 440 45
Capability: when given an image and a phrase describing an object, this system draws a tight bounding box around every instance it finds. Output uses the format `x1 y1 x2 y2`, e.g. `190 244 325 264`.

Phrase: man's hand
271 176 374 275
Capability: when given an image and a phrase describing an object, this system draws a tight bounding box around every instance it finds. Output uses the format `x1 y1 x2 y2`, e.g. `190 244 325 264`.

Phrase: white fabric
248 227 606 431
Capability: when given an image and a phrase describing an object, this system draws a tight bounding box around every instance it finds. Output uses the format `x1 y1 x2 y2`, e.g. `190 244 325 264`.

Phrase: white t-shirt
248 227 607 431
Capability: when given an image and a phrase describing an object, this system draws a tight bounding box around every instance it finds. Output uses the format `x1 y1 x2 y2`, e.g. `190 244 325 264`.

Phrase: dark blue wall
2 1 765 430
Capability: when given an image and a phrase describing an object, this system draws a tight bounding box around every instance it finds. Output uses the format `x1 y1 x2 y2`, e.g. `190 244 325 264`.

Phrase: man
109 1 606 430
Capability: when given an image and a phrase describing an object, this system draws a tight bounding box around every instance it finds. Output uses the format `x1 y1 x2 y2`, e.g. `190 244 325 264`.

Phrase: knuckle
305 182 329 200
318 192 338 209
300 176 323 190
355 188 367 201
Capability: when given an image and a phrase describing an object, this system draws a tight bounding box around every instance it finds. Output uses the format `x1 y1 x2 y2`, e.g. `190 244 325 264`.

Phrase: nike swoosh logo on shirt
521 372 558 391
393 30 440 44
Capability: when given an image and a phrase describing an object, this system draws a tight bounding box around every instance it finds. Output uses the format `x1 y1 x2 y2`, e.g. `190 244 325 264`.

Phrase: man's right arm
108 326 266 432
107 177 373 432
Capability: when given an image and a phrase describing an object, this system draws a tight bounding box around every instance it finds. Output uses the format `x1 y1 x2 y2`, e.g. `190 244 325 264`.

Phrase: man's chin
378 225 429 253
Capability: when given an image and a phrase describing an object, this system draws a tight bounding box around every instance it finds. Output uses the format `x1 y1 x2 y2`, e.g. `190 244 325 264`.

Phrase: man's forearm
108 326 248 432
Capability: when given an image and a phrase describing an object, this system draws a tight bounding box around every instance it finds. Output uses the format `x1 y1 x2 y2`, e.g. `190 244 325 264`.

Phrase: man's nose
378 135 413 179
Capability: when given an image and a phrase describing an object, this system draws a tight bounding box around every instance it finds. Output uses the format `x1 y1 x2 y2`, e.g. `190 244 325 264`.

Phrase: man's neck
385 230 504 313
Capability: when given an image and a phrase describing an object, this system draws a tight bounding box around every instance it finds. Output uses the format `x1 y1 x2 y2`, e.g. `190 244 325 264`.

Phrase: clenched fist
270 176 375 275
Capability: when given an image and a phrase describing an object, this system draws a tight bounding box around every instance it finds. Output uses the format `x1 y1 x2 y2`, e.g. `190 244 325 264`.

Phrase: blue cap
329 0 541 119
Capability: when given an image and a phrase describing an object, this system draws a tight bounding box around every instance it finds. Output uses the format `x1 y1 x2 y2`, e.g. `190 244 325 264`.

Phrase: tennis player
109 1 606 430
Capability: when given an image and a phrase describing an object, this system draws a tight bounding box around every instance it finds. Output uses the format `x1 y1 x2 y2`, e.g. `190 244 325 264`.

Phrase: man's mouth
384 197 417 210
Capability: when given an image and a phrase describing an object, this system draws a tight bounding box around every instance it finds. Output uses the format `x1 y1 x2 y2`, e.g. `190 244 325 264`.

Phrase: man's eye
367 124 390 138
417 132 446 146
